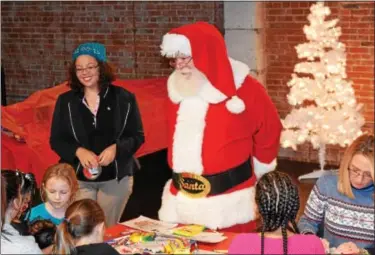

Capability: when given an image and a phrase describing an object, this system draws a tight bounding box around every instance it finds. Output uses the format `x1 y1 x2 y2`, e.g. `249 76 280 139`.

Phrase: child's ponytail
54 219 76 255
53 199 105 254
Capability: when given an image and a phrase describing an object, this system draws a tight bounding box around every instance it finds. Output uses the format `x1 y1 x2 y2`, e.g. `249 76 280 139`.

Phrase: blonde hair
337 134 374 199
54 199 105 254
40 163 79 203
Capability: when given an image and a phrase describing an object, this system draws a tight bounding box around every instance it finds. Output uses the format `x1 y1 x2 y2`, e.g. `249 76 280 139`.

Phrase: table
104 223 236 253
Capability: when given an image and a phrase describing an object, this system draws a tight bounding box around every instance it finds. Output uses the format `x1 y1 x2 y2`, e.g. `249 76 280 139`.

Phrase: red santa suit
158 22 282 233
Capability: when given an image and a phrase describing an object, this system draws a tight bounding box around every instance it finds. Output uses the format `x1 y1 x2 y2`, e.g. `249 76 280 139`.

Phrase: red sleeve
243 77 282 178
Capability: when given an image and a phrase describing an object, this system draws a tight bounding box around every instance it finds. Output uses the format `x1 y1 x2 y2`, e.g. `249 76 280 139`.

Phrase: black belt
172 159 252 198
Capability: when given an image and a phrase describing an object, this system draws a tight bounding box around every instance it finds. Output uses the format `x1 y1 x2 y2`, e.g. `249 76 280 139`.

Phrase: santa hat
160 22 246 114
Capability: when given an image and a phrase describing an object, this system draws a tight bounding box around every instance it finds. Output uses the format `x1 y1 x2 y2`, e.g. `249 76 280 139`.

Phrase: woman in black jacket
50 42 144 226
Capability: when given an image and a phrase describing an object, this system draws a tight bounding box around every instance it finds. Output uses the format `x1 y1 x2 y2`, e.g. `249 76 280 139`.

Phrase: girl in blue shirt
29 163 79 225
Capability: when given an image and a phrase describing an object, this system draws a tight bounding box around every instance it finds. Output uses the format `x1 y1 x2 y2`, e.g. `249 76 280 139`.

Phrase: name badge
177 173 211 198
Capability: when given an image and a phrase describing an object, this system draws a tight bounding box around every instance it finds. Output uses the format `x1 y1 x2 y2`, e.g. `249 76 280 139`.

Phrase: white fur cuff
253 157 277 179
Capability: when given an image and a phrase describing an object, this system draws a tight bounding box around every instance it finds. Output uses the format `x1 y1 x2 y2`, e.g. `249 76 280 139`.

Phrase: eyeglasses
348 167 373 181
169 57 192 68
75 65 99 74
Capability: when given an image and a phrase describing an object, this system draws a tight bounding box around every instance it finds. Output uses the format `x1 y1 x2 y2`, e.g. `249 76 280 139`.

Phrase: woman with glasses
50 42 145 227
298 134 374 251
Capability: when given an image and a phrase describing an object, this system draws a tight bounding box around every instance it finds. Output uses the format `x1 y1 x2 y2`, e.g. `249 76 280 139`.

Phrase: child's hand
98 144 117 166
76 147 98 169
320 238 330 253
335 242 360 254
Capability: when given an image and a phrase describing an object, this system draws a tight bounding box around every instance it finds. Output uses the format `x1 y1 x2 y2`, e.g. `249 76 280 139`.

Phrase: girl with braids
53 198 120 255
229 171 325 255
1 170 42 254
299 134 374 252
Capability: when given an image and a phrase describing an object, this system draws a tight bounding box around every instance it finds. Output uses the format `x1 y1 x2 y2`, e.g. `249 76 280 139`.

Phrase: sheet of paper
120 215 178 232
160 229 227 243
189 232 227 243
193 249 223 254
120 216 227 243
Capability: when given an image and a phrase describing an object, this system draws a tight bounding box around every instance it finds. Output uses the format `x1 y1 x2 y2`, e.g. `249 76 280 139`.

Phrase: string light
280 2 365 152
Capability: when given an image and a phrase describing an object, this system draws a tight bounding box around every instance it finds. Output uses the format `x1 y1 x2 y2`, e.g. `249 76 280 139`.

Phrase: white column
224 2 266 84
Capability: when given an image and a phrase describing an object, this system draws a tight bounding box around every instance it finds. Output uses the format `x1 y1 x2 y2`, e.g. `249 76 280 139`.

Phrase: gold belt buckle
177 173 211 198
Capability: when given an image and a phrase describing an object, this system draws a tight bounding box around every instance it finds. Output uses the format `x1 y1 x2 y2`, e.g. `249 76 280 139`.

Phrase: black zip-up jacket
50 84 145 182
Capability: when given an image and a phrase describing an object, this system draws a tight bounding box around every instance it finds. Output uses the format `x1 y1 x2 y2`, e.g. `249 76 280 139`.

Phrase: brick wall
1 1 223 103
2 1 373 166
264 1 374 165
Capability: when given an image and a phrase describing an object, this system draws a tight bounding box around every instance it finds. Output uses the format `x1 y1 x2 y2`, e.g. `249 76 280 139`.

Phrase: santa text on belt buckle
177 173 211 198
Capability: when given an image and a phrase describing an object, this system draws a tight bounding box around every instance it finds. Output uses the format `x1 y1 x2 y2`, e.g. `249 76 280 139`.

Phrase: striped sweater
298 173 374 249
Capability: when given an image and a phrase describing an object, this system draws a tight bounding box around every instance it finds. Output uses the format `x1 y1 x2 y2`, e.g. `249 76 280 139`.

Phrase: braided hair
19 172 36 222
255 171 300 255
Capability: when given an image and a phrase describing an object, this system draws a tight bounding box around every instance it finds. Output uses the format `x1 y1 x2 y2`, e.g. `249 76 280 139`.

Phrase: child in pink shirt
228 171 326 255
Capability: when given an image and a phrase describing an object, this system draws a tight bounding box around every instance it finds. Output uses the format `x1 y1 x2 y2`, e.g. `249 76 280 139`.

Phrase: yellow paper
172 225 206 237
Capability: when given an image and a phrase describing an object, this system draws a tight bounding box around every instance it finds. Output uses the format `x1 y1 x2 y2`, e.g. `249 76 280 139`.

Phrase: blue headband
72 42 107 62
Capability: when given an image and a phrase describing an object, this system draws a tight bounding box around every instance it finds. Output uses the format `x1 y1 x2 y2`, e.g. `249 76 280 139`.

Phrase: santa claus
158 22 282 233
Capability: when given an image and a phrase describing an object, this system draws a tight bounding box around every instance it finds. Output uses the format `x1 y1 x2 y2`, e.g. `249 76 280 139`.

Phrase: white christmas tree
280 2 365 180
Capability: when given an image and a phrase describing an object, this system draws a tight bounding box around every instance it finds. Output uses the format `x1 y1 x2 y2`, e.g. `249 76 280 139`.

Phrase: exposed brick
342 3 360 9
1 1 223 103
265 1 374 165
2 1 373 166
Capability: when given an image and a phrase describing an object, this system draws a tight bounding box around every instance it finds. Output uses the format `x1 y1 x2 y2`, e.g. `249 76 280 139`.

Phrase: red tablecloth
1 133 48 184
104 223 236 253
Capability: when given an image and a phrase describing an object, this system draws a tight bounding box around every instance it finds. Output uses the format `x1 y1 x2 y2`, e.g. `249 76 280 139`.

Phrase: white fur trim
253 157 277 179
158 180 257 230
166 73 185 104
197 77 227 104
167 57 250 104
160 33 191 57
229 58 250 89
172 97 209 175
226 95 245 114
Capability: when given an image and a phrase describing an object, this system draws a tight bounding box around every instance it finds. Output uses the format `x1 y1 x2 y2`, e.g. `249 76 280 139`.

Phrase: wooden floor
121 149 339 222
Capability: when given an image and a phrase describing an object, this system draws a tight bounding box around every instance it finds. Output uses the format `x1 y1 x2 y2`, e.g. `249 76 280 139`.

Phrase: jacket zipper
76 162 81 175
68 102 82 174
115 102 131 181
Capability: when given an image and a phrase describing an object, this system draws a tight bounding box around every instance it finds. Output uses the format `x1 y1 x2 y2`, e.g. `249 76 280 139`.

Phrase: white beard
172 68 208 98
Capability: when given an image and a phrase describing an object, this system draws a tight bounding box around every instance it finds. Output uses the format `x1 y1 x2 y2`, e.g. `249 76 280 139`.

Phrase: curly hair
68 60 115 92
255 171 300 255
